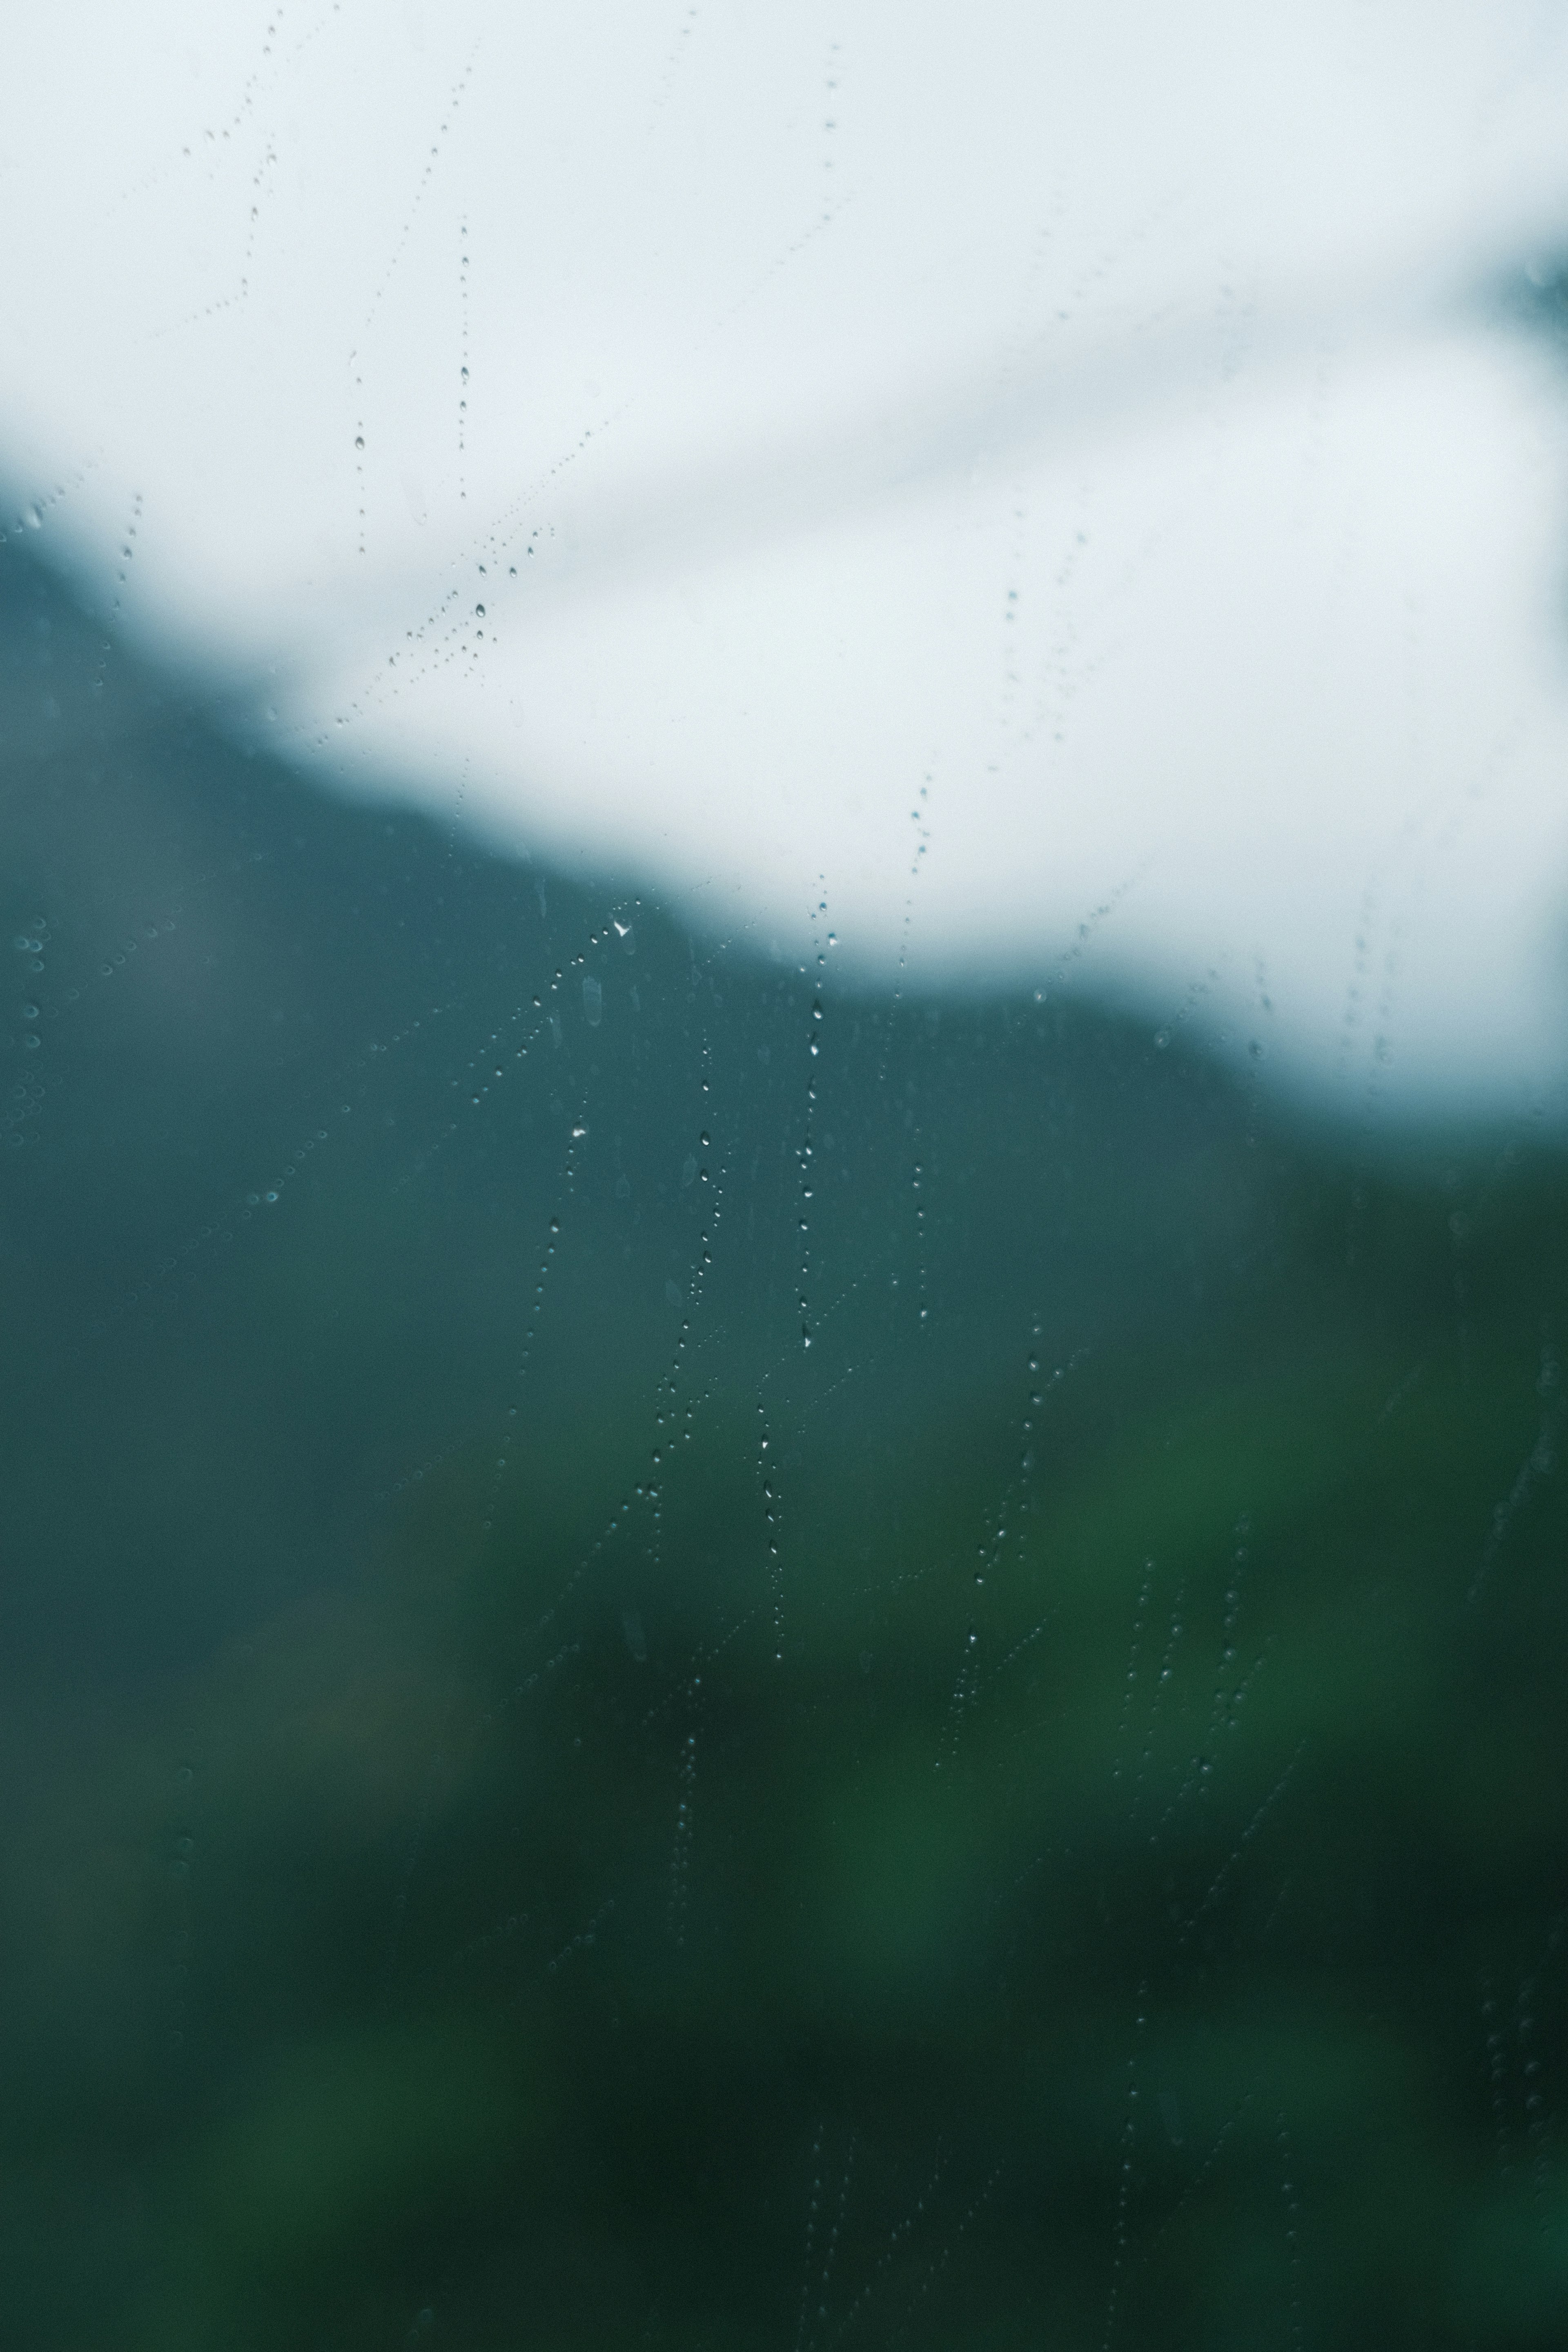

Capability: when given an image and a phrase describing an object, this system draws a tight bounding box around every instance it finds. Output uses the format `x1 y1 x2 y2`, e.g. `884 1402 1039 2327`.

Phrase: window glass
4 10 1568 2346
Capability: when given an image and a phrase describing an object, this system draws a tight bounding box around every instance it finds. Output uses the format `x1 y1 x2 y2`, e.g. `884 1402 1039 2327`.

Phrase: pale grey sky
7 2 1568 1116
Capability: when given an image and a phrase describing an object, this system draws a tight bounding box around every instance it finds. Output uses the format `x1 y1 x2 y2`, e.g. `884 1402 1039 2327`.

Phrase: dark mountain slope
3 530 1567 2351
2 531 1290 1673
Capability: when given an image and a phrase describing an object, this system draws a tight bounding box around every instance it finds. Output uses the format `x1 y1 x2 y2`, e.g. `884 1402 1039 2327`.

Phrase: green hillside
3 532 1566 2347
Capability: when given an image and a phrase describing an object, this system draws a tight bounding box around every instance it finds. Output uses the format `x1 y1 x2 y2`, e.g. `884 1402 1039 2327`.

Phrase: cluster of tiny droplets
1132 1583 1187 1833
482 1078 588 1536
458 216 469 501
906 788 930 1322
1100 1996 1146 2352
645 1056 724 1575
758 1396 782 1661
830 2149 948 2343
798 879 829 1350
895 2165 1004 2333
476 913 645 1536
791 2130 855 2348
667 1732 697 1949
793 2130 825 2352
1278 2114 1304 2348
938 1335 1044 1766
1112 1563 1155 1786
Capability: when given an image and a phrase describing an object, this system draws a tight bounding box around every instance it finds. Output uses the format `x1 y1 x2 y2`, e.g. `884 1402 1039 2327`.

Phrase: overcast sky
7 2 1568 1118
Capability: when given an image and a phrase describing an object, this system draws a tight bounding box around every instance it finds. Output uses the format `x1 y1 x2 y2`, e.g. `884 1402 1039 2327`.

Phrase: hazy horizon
8 4 1568 1122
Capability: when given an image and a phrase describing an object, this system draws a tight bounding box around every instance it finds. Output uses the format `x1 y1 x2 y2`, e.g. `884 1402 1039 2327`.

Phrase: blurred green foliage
5 1133 1567 2349
3 533 1568 2347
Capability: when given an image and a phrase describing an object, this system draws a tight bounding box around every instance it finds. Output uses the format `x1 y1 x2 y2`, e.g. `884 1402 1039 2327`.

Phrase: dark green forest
3 531 1567 2348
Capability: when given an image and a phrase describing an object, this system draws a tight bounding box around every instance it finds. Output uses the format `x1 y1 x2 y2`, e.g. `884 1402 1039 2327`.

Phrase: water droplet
354 435 364 450
475 602 485 617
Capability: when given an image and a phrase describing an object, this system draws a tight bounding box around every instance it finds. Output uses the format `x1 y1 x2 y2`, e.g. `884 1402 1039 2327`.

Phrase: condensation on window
2 11 1568 2348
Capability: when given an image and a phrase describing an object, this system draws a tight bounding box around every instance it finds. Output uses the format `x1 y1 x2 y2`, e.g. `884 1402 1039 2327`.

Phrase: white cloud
6 1 1568 1114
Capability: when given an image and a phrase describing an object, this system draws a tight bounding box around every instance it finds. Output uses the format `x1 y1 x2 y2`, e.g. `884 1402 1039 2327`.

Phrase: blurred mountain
0 527 1287 1677
3 529 1567 2350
